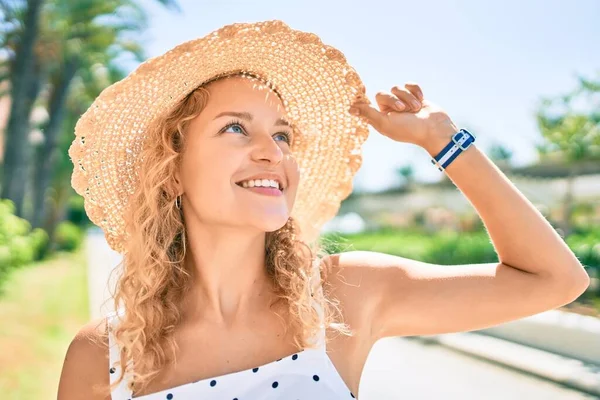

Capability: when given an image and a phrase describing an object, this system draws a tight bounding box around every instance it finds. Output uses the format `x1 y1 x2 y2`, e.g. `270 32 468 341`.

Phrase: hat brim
69 20 370 252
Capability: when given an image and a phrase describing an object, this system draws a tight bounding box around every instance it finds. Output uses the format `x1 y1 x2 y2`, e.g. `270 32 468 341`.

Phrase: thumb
349 102 387 130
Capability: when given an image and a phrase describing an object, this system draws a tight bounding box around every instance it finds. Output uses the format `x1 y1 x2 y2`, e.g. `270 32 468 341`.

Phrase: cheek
283 154 301 196
181 162 236 218
285 153 300 177
181 148 233 195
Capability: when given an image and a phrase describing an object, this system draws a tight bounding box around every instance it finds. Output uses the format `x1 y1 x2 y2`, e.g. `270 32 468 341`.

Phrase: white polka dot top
106 260 357 399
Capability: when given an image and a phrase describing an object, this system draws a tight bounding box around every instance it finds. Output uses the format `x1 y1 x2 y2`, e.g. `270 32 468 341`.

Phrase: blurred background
0 0 599 399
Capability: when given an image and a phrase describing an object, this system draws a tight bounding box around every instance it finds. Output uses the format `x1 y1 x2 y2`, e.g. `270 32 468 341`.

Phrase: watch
430 128 476 172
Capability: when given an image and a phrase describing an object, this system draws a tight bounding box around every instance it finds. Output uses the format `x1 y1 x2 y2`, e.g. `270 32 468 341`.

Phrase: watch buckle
452 131 471 150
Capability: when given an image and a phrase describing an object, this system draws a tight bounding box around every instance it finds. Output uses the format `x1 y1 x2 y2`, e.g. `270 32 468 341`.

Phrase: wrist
421 120 460 157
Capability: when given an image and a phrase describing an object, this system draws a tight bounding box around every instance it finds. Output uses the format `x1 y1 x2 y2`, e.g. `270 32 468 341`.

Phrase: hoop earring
181 225 187 255
175 195 182 210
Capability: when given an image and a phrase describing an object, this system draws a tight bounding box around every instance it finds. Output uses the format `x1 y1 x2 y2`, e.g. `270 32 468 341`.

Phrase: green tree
30 0 149 232
2 0 179 252
0 0 46 217
536 72 600 235
41 61 131 250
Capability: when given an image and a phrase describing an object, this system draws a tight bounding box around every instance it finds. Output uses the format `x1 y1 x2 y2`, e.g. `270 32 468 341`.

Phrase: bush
9 236 35 266
0 199 50 284
327 227 598 270
422 231 498 265
29 228 49 260
65 195 90 227
327 229 497 264
326 228 433 259
566 231 600 283
53 221 83 251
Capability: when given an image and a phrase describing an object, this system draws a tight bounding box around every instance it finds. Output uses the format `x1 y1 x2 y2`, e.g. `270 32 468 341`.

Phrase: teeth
240 179 282 190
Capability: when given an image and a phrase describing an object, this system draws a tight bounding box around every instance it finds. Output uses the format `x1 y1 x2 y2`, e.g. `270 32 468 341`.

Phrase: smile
235 183 283 197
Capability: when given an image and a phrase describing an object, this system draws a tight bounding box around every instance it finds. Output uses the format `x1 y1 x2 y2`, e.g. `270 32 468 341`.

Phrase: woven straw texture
68 20 370 253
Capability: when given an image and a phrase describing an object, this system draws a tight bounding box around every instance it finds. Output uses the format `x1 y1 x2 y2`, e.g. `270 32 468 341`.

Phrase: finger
375 91 407 112
405 82 424 102
391 86 421 111
349 102 387 131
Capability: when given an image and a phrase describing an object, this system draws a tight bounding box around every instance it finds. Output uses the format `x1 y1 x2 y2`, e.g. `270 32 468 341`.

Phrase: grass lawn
0 250 89 400
324 229 435 259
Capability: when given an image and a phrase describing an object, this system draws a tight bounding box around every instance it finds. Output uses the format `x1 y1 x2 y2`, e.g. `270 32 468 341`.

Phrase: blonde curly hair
95 74 352 397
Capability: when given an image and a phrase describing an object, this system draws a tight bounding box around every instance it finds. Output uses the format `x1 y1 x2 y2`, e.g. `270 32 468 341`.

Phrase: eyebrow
213 111 292 128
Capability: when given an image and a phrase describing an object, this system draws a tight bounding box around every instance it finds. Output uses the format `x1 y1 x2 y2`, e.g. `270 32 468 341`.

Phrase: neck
179 222 277 326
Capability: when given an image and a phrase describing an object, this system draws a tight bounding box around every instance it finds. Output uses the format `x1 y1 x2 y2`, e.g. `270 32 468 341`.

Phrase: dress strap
107 309 134 399
309 256 327 347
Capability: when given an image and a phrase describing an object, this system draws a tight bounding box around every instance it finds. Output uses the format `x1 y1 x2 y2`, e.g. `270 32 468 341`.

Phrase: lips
235 182 283 197
236 182 281 190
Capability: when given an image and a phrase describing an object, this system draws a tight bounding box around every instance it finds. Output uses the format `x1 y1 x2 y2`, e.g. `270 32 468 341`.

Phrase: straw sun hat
68 20 370 253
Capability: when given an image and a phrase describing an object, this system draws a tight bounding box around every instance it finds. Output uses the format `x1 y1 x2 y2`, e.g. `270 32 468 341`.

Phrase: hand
349 83 459 152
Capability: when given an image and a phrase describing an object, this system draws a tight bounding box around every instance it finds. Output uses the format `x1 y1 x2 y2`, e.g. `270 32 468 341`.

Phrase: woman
58 21 589 399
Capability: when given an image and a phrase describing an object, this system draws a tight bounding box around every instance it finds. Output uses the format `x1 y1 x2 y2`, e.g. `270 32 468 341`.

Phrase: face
176 76 300 234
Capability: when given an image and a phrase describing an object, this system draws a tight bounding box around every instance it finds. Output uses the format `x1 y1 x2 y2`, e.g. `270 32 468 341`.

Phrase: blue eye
224 123 245 134
274 132 291 144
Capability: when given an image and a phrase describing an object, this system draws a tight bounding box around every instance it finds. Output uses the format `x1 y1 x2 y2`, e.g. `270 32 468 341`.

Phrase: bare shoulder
57 316 111 400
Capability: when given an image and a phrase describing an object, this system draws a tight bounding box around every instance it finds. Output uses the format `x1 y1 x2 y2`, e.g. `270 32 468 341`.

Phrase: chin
258 216 291 234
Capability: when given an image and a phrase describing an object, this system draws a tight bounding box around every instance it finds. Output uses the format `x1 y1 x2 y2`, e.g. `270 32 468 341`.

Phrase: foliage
0 199 49 280
0 0 180 265
65 195 90 227
566 228 600 276
421 231 498 265
536 72 600 164
326 227 598 274
535 72 600 235
53 220 83 251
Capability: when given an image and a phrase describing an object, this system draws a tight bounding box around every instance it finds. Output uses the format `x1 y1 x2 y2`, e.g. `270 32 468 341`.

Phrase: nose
250 133 284 165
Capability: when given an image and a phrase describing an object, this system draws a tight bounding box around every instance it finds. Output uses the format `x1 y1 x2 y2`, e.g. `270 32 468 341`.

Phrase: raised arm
334 83 590 341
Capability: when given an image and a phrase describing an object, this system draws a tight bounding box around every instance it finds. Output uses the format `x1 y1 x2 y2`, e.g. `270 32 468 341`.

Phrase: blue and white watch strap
430 128 476 171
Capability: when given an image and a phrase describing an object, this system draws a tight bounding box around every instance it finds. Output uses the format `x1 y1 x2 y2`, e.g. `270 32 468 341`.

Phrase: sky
132 0 599 192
